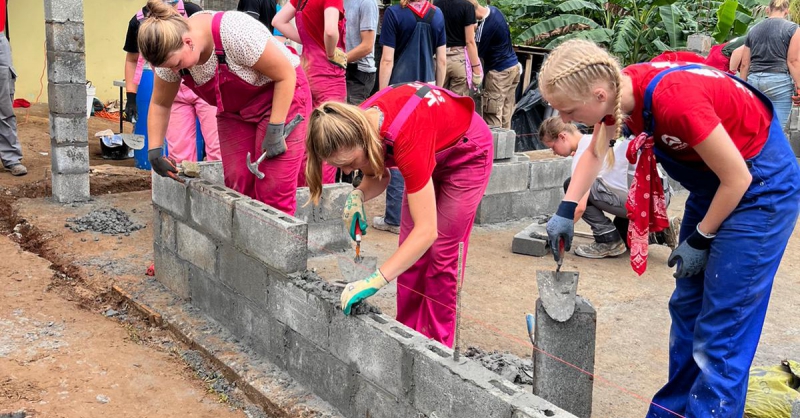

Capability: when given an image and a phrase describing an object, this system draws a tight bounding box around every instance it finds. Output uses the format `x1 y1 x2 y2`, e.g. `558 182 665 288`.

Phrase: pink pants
166 84 221 163
216 111 308 216
296 71 345 186
395 113 494 347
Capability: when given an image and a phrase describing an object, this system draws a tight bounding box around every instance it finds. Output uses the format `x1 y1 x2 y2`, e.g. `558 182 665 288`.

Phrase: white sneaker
372 216 400 234
663 217 681 250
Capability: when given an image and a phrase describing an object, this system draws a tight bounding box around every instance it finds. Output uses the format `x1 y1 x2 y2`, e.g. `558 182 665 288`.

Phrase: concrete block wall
45 0 90 203
194 161 350 253
478 132 570 224
151 173 577 418
788 107 800 157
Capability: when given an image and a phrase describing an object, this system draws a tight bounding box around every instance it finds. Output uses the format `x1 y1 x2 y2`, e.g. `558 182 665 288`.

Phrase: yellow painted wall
8 0 144 103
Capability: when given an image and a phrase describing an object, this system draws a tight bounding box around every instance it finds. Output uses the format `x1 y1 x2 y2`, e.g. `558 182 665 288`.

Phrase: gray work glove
262 122 287 158
667 225 713 279
546 201 577 263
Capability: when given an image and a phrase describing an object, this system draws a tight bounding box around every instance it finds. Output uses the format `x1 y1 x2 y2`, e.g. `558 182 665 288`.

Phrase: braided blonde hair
538 40 623 167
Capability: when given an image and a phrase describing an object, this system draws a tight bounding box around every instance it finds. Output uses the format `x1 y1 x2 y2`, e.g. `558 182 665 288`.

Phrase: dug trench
0 177 271 418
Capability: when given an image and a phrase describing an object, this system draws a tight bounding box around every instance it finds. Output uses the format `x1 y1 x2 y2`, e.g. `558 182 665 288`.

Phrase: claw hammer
246 114 305 179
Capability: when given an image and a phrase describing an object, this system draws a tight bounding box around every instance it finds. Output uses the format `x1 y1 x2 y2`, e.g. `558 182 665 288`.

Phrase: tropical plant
494 0 768 64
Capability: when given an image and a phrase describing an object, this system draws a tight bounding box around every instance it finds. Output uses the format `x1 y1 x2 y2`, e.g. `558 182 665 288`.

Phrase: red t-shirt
1 0 6 33
622 62 771 163
290 0 345 51
361 83 475 193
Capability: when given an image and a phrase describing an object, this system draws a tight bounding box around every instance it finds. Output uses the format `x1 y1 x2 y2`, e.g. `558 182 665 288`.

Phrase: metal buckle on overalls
746 160 753 169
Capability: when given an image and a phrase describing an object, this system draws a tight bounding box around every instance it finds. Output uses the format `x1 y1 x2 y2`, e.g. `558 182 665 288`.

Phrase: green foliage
494 0 768 64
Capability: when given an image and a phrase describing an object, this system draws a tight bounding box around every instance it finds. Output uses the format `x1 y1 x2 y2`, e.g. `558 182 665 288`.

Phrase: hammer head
246 152 266 179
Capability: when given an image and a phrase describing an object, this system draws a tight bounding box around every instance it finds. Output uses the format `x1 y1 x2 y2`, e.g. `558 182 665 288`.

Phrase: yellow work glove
341 269 389 315
342 189 368 241
328 48 348 70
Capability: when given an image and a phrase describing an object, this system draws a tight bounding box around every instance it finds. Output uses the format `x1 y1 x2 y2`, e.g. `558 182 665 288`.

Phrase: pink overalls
135 1 220 163
294 0 345 185
363 84 493 347
180 12 312 215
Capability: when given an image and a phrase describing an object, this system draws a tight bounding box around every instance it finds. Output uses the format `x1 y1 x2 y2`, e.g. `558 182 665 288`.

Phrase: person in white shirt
539 116 680 259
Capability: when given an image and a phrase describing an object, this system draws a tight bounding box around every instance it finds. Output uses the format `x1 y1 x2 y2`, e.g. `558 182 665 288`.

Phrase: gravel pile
65 208 144 235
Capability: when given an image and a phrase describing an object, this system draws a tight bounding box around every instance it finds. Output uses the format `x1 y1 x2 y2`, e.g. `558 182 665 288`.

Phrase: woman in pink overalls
137 0 311 215
122 0 220 163
273 0 346 185
305 82 493 347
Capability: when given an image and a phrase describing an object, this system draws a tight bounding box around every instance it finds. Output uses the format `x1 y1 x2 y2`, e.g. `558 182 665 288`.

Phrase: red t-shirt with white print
361 83 475 193
622 62 771 164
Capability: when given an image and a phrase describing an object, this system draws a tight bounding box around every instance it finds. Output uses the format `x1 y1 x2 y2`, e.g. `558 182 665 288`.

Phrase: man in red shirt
0 0 25 176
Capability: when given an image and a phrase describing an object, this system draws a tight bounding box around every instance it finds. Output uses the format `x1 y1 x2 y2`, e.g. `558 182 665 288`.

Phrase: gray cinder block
51 172 89 203
218 244 276 306
512 222 549 257
44 22 85 53
197 161 224 184
307 220 349 254
152 207 177 251
353 379 419 418
49 114 88 145
485 159 531 196
46 51 86 84
529 158 571 191
151 172 189 219
176 221 217 275
154 244 190 299
50 145 89 175
533 296 596 418
189 180 242 242
46 82 86 115
232 199 307 274
44 0 84 23
492 128 516 161
269 279 333 349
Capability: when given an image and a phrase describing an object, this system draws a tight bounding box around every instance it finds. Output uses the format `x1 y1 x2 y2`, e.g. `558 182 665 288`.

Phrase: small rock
96 394 110 404
103 309 118 317
80 238 86 242
133 363 141 368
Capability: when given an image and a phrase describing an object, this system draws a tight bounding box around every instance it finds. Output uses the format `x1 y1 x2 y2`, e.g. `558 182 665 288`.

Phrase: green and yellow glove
342 189 368 241
341 269 389 315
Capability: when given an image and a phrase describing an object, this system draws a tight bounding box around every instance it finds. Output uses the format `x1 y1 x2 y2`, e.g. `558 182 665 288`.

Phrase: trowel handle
525 313 536 345
355 222 362 241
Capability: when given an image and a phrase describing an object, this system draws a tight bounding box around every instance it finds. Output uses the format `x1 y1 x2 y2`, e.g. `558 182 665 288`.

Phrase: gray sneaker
6 164 27 176
662 216 681 250
372 216 400 234
575 240 627 259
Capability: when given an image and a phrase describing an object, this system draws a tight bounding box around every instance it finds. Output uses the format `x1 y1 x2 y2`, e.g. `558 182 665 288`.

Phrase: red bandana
625 132 669 275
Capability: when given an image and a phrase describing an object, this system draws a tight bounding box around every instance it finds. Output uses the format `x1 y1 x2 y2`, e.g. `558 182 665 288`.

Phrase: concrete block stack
477 137 570 224
788 107 800 157
295 184 351 254
44 0 90 203
151 174 578 418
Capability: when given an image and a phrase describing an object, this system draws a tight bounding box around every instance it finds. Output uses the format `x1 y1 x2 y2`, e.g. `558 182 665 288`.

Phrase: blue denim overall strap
643 67 800 417
388 7 437 86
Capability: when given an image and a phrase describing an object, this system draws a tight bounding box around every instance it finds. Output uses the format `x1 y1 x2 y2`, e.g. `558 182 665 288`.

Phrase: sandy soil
3 104 800 417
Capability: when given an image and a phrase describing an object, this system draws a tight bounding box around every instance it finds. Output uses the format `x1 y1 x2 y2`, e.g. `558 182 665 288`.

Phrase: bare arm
435 44 446 86
573 190 590 222
146 76 181 151
272 3 301 44
729 46 744 74
324 7 341 58
379 45 395 90
464 24 480 74
356 168 391 200
379 179 438 281
787 30 800 87
124 52 139 93
250 40 298 124
347 30 375 63
740 46 751 81
693 124 752 235
564 123 607 203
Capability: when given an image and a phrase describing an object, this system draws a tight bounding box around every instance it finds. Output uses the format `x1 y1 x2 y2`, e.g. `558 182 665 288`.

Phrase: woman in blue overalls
539 39 800 417
370 0 447 233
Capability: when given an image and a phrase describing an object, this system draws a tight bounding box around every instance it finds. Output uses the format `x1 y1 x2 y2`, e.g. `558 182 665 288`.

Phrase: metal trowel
337 223 378 283
536 237 579 322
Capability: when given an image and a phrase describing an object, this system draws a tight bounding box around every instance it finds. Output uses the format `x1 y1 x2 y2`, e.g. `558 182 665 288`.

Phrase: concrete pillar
687 34 713 56
792 400 800 418
532 270 595 418
44 0 90 203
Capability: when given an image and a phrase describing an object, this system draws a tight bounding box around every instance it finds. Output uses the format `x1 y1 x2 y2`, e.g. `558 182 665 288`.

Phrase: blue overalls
641 65 800 417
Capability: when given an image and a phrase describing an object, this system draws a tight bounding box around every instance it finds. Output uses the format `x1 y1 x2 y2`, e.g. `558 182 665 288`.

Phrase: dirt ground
2 104 800 417
0 105 253 418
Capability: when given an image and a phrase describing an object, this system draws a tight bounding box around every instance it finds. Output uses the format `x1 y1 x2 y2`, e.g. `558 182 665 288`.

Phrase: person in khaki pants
434 0 481 96
469 0 520 129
